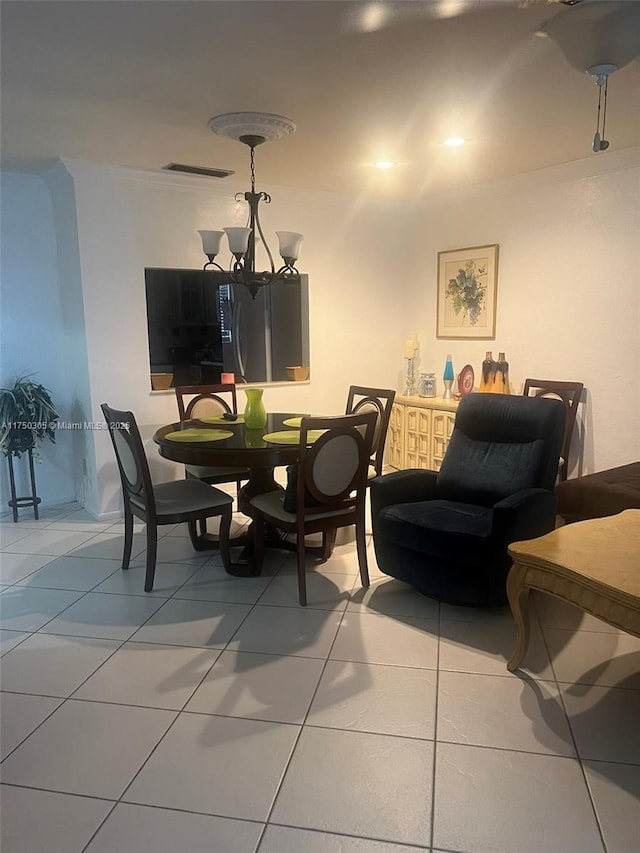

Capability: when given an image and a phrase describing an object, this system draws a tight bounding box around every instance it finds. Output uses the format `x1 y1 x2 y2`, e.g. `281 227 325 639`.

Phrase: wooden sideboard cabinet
387 395 459 472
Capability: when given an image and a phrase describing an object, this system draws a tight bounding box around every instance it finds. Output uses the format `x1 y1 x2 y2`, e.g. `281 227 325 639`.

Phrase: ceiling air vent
162 163 235 178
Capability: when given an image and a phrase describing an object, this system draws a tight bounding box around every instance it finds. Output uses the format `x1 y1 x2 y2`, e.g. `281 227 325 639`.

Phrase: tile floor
1 499 639 852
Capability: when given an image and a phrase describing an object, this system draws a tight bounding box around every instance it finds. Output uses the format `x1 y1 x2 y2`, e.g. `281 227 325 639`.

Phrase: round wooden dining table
153 412 307 574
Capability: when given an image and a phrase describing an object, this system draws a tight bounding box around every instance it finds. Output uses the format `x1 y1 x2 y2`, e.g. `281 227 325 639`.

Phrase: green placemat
282 416 304 428
263 430 324 445
165 429 233 443
199 414 245 425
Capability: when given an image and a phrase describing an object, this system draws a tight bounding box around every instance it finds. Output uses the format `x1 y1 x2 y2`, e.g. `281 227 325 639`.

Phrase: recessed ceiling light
373 159 397 169
443 137 466 147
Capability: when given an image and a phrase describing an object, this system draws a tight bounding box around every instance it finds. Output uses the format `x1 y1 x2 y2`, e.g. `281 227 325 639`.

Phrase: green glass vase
243 388 267 429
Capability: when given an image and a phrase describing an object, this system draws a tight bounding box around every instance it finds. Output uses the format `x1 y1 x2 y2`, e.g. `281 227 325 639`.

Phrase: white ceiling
2 0 639 200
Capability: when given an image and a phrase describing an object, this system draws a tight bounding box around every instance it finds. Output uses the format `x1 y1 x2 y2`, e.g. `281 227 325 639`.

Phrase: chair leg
321 528 337 560
218 508 232 572
297 534 307 606
355 520 370 589
122 504 134 570
144 523 158 592
252 518 266 576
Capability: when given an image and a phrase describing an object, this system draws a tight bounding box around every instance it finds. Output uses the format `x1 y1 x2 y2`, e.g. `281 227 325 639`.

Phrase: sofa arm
370 469 439 517
493 488 557 543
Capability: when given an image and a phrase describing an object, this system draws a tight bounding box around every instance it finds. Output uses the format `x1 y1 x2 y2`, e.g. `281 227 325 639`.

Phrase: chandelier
198 112 303 299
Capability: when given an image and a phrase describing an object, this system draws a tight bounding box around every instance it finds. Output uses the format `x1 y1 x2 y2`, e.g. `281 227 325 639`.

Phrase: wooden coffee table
506 510 640 671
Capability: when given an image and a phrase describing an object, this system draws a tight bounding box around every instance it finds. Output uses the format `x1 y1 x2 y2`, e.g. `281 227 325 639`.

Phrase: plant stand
7 448 41 522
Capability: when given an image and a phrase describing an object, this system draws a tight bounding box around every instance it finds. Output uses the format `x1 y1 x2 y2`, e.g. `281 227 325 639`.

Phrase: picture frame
436 244 499 339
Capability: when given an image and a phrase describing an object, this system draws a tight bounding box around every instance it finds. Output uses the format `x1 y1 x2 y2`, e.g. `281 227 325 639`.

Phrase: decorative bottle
442 354 455 400
243 388 267 429
479 351 496 393
493 352 510 394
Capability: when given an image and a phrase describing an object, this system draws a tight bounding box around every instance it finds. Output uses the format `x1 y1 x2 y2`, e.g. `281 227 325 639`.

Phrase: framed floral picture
436 244 499 339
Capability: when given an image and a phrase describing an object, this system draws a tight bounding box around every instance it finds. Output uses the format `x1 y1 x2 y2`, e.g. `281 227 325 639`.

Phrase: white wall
3 148 638 518
53 159 409 517
0 174 77 509
407 148 640 476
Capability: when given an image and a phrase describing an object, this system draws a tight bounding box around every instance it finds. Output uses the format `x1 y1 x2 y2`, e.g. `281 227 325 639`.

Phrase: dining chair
345 385 396 478
174 383 249 496
249 411 378 606
101 403 233 592
522 378 584 481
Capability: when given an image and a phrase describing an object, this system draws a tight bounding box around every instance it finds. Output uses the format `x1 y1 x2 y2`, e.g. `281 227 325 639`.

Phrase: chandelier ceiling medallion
198 112 303 299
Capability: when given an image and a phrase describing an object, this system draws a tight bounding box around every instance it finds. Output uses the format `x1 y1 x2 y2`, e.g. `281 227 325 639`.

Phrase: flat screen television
144 268 310 388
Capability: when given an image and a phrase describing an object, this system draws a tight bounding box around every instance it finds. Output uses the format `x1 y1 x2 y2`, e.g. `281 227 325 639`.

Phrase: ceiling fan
344 0 640 152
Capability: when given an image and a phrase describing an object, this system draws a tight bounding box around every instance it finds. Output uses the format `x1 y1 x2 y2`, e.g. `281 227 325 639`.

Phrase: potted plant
0 375 59 459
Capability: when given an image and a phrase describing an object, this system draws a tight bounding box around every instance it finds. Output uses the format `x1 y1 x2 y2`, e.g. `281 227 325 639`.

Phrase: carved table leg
507 562 531 672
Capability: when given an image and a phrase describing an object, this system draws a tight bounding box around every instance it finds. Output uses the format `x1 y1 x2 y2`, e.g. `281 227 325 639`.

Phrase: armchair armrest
493 488 558 543
370 469 439 517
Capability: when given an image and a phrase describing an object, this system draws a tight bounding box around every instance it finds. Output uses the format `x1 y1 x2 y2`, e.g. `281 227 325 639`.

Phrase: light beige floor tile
75 641 221 709
0 628 30 656
0 552 56 584
104 517 146 536
258 825 429 852
0 633 120 696
0 691 62 759
186 650 324 723
93 561 201 597
85 802 263 853
307 659 436 739
1 699 176 798
561 683 640 763
3 528 97 556
173 563 275 604
41 509 114 533
257 570 355 611
279 540 363 576
271 727 432 846
533 591 619 633
68 532 146 562
437 671 575 756
0 528 33 549
583 761 640 853
132 598 252 648
129 534 213 566
227 605 343 659
0 785 113 853
440 602 513 623
330 612 438 669
439 618 554 680
40 592 166 640
545 627 640 688
15 555 121 590
347 577 440 620
0 586 84 631
125 712 299 821
433 742 604 853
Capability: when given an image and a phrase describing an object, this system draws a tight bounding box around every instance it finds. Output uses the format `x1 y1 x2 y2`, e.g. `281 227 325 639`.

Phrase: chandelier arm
203 259 224 272
254 203 276 274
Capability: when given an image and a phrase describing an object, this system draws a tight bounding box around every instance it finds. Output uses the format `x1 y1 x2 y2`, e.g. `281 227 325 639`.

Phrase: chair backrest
522 379 583 481
101 403 155 516
345 386 396 475
295 412 378 520
437 393 566 507
175 383 238 421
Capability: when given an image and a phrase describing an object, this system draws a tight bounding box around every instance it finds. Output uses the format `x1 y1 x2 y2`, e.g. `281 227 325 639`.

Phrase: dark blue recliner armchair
371 393 566 606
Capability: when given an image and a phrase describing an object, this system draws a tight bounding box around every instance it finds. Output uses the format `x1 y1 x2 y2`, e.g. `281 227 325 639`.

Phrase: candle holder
404 356 417 396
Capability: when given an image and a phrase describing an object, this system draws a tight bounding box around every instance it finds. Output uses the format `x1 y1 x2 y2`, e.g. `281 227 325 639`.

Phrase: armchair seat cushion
377 500 493 565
